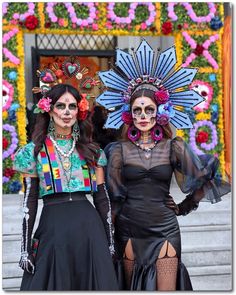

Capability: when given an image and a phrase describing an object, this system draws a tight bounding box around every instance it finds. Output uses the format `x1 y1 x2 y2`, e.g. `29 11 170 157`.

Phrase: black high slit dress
105 137 231 291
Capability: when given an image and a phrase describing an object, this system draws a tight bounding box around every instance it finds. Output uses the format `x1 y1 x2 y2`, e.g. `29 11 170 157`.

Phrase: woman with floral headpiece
97 40 231 291
13 84 118 290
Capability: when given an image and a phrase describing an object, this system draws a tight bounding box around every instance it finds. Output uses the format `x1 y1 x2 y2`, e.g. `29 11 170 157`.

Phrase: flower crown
96 40 205 129
32 56 99 120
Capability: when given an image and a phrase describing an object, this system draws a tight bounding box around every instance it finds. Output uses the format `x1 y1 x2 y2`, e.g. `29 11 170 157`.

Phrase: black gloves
165 194 199 216
19 177 39 274
93 183 115 256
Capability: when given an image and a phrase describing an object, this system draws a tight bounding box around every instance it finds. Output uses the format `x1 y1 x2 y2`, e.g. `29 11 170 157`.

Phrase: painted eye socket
132 107 142 116
69 103 77 110
145 107 155 115
55 103 66 110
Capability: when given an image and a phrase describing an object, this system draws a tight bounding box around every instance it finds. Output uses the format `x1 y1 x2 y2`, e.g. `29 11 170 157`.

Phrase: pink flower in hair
154 89 170 104
35 97 52 113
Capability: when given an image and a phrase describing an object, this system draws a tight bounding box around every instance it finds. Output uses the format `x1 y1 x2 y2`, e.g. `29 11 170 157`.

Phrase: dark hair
121 87 173 140
32 84 99 167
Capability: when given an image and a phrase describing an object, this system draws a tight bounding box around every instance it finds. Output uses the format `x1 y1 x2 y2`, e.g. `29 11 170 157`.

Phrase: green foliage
113 3 129 17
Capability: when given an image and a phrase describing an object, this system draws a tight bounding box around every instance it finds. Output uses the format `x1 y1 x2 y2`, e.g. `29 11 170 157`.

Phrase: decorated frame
2 2 226 193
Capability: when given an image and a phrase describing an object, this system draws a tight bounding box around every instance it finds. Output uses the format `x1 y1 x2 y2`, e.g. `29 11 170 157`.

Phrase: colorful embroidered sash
40 137 97 195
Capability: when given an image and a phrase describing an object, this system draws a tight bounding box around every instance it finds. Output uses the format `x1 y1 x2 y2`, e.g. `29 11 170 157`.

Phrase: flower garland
189 80 213 112
2 80 14 111
3 2 36 20
3 124 19 159
107 2 156 29
45 2 97 28
16 28 27 146
168 3 216 23
189 120 218 155
182 31 219 69
3 27 20 65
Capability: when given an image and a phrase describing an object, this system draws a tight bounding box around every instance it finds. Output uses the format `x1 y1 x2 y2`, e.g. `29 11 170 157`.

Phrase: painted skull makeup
132 96 157 132
50 92 78 132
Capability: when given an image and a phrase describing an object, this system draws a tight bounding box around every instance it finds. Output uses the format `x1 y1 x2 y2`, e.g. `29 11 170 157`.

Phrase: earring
72 120 80 142
127 125 141 142
151 124 163 142
48 117 55 137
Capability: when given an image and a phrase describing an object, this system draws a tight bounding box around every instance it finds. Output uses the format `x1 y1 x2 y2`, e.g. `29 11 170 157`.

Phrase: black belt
43 192 87 206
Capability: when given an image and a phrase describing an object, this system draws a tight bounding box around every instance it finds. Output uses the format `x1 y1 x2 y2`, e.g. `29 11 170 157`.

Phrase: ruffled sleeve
170 137 231 203
13 142 38 175
97 149 107 167
104 142 127 203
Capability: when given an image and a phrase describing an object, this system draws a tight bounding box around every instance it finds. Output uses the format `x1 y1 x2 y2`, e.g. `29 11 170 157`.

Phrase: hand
19 252 35 274
165 195 180 215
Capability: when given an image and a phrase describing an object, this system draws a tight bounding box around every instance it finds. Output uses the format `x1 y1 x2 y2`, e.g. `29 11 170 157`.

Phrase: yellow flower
3 111 8 120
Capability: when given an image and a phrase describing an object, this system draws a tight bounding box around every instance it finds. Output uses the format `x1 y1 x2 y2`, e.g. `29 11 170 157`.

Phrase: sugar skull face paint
49 92 78 132
131 96 157 132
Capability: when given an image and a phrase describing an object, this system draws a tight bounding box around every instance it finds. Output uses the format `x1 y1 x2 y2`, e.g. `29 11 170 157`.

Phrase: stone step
181 245 231 267
3 262 23 278
180 224 231 247
188 265 232 291
2 277 22 290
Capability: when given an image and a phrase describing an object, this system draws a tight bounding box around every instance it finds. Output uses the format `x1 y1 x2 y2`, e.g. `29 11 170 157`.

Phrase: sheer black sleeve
104 142 127 203
170 137 231 204
19 177 39 274
93 183 115 256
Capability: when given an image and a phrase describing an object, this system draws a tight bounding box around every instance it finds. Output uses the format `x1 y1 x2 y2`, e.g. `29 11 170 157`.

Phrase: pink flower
37 97 52 112
92 23 98 30
141 23 147 30
58 18 64 26
154 89 170 104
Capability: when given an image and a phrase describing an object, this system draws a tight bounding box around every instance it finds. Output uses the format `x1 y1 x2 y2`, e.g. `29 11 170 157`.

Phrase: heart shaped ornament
62 58 80 77
40 69 57 84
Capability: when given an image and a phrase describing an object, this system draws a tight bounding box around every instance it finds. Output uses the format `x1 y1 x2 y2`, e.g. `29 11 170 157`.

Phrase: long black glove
93 183 115 256
165 194 199 216
19 177 39 274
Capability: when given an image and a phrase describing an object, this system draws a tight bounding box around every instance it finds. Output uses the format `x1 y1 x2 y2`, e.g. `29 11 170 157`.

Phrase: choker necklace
139 138 153 145
133 141 158 160
55 133 72 139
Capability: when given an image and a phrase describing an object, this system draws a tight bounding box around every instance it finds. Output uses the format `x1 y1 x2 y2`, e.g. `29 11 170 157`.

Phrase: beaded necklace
49 136 75 170
133 140 158 160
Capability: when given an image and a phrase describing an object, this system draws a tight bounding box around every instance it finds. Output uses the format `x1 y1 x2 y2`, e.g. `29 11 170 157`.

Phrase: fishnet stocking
123 258 134 289
156 256 178 290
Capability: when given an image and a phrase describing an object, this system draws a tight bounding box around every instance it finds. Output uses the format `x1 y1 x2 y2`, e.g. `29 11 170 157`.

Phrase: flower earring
48 117 55 137
151 124 163 142
72 121 80 142
127 125 141 142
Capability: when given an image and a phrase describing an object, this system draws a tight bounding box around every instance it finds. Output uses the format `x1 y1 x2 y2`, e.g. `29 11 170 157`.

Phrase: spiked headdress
96 40 204 129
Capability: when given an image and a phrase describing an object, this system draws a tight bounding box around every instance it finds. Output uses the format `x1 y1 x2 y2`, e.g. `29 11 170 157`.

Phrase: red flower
194 44 204 56
121 112 133 125
161 21 173 35
196 131 209 143
45 21 51 28
4 168 15 178
177 24 182 30
3 137 9 150
78 111 88 121
25 15 39 30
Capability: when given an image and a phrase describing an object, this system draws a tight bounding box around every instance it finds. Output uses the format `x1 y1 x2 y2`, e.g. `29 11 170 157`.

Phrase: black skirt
20 192 118 291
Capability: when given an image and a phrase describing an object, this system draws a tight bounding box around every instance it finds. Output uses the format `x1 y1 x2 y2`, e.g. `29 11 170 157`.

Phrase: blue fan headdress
96 40 204 129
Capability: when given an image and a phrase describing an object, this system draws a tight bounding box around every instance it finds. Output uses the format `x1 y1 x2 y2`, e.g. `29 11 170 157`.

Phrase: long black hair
32 84 99 167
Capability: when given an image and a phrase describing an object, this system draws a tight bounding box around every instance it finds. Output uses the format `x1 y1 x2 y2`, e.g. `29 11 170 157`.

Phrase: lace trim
102 183 115 255
21 177 31 254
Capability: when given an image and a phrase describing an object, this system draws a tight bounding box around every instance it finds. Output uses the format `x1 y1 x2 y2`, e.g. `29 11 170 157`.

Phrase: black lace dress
105 137 231 291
